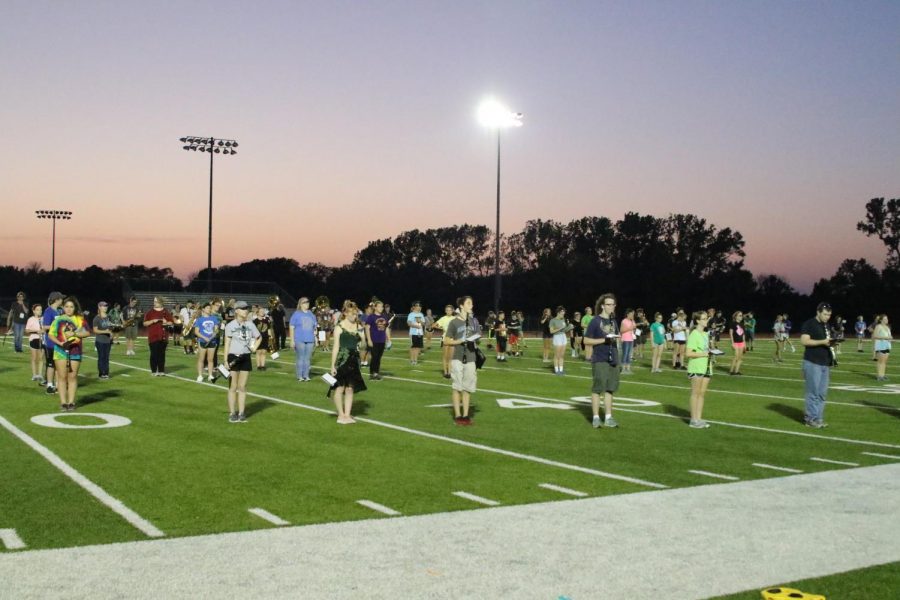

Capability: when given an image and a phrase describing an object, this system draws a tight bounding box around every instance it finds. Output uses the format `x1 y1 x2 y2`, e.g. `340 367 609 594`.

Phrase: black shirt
801 317 832 366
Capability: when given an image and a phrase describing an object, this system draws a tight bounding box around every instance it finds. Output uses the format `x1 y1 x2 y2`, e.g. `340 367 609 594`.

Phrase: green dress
329 325 367 396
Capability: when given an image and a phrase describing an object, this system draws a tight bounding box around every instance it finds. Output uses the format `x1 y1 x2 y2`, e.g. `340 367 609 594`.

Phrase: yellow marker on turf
761 586 825 600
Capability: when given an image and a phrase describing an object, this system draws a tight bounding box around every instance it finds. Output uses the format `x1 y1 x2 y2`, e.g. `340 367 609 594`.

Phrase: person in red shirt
143 296 173 376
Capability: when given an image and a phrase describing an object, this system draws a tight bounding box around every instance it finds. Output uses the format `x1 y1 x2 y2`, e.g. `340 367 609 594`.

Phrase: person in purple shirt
289 297 318 381
365 300 390 380
41 291 65 394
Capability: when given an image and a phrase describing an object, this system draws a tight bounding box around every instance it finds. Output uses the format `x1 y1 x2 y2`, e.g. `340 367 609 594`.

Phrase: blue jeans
12 322 25 352
802 360 829 423
96 342 111 376
621 341 634 365
295 342 314 379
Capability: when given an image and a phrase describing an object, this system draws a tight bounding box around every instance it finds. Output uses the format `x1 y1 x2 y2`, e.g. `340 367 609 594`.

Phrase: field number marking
538 483 588 497
30 413 132 430
752 463 804 474
810 457 860 467
862 452 900 460
357 500 402 516
0 529 26 550
453 491 500 506
688 470 740 481
248 508 289 526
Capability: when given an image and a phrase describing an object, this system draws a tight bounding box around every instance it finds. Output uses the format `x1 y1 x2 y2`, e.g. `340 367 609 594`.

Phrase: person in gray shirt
92 301 114 379
444 295 481 426
223 301 261 423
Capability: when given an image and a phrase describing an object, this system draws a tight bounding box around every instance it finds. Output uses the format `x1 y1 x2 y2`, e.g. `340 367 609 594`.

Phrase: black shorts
44 344 55 368
227 353 252 372
876 349 890 355
496 336 507 352
30 339 42 350
688 372 711 379
675 340 686 345
411 335 424 349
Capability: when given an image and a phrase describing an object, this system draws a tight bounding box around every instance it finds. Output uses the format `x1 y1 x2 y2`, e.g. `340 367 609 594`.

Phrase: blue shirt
407 311 424 336
194 315 220 341
289 310 317 343
42 306 58 347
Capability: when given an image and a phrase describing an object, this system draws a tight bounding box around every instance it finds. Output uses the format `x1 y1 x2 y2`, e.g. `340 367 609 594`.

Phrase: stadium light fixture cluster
180 136 238 155
35 210 73 220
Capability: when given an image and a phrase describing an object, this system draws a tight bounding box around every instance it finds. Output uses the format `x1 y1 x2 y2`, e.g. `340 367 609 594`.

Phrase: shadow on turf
663 404 691 423
767 402 805 424
860 400 900 420
79 389 123 406
245 398 277 418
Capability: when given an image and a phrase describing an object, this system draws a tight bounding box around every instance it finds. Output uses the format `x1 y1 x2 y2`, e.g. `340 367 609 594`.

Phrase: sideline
1 464 897 599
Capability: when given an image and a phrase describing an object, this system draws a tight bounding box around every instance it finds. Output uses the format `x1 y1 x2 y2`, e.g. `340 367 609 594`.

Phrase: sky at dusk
2 1 898 292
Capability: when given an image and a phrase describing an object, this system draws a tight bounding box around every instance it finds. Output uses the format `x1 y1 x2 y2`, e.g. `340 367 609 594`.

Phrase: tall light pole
35 210 73 270
477 99 523 313
180 136 238 292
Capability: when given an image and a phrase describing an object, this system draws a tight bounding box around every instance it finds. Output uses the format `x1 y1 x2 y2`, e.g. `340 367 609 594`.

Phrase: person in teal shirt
685 310 713 429
650 312 667 373
744 311 757 352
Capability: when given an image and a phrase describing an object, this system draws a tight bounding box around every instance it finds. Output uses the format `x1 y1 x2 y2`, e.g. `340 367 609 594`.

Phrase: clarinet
825 322 837 367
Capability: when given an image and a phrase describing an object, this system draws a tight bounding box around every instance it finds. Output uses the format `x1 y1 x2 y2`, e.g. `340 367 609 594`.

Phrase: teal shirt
650 322 666 345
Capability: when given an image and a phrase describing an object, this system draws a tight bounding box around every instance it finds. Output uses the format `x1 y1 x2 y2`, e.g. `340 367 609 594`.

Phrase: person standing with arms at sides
484 311 496 350
329 300 367 424
41 292 65 394
26 304 45 383
494 310 509 362
570 311 583 359
93 302 114 379
444 296 480 425
773 314 786 363
507 309 522 357
671 310 688 369
433 304 455 378
252 306 272 371
109 302 123 345
288 297 317 382
179 301 195 354
728 311 746 376
855 315 867 352
407 301 425 365
619 308 636 375
550 306 571 375
423 308 436 350
194 302 220 382
122 296 141 356
633 308 649 360
143 297 172 376
685 310 713 428
223 301 261 423
540 308 553 363
743 311 756 352
800 303 835 428
649 312 667 373
580 307 594 359
583 294 620 429
49 297 90 411
359 303 374 367
872 314 892 382
783 314 796 353
383 303 395 350
6 291 28 352
269 299 286 350
365 300 390 380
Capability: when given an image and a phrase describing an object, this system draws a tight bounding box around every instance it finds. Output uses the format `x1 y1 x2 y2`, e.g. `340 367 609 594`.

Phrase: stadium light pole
35 210 73 270
477 99 523 314
179 136 238 292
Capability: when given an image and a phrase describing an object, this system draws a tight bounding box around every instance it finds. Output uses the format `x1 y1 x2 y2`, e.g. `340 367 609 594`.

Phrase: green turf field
1 336 898 595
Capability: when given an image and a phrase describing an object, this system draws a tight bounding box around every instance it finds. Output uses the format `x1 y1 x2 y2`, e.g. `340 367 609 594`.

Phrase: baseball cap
234 301 250 310
98 301 109 308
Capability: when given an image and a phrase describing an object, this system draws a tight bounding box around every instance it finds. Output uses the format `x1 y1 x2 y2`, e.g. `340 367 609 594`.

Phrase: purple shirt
366 312 390 344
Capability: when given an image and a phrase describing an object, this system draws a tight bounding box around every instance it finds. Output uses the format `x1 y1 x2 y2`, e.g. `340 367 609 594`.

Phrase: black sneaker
46 385 57 395
443 373 451 379
229 413 239 423
238 413 247 423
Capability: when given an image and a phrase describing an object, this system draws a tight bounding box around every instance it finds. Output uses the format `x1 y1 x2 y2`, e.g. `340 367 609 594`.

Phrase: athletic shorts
688 372 711 379
198 338 219 349
227 353 252 372
410 335 424 349
732 342 745 350
44 344 55 368
29 339 42 350
674 340 686 345
124 325 138 340
876 349 891 355
552 333 568 347
509 333 519 345
53 347 81 362
591 361 620 394
745 331 755 341
496 336 507 352
450 359 477 393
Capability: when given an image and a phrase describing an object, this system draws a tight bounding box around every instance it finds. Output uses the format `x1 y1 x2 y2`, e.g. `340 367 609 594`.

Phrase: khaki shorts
124 325 138 340
591 361 620 394
450 359 477 393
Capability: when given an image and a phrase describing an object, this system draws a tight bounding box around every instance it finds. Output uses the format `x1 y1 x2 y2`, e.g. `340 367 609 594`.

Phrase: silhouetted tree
857 197 900 268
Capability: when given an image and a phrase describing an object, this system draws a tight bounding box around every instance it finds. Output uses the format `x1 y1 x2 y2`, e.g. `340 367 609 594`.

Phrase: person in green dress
329 300 367 424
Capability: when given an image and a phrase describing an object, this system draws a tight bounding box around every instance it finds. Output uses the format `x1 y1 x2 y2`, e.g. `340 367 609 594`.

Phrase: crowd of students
7 290 892 431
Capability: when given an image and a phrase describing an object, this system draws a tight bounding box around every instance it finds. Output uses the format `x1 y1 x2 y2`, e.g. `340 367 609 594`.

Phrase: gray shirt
224 319 261 355
93 315 112 345
445 316 481 362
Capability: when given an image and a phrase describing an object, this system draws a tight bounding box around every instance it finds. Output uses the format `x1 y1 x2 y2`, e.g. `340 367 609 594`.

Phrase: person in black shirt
800 303 834 428
728 311 746 375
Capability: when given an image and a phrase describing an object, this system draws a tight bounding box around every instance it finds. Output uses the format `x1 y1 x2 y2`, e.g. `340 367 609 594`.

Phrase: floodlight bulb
477 98 523 128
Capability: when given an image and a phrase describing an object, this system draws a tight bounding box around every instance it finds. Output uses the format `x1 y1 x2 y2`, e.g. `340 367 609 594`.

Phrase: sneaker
804 419 827 429
30 375 38 381
46 385 57 394
238 413 247 423
443 373 451 379
59 404 67 412
38 378 47 386
229 413 239 423
592 415 601 429
461 416 472 426
604 416 619 428
197 376 204 383
689 419 710 429
99 375 110 380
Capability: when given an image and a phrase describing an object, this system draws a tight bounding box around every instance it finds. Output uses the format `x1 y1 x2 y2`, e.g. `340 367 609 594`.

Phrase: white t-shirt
672 319 687 342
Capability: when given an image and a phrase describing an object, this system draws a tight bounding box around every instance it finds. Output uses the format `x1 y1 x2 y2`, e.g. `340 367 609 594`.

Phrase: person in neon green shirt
685 310 713 429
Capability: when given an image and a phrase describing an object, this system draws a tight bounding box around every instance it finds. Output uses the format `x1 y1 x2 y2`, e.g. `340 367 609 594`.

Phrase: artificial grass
712 560 900 599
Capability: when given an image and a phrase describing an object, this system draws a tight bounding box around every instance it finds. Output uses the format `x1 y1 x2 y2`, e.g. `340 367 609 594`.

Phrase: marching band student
365 300 390 380
383 303 395 350
143 297 173 376
223 301 261 423
407 302 425 365
444 295 480 425
671 310 688 369
359 303 374 367
800 303 835 429
194 302 220 382
873 314 892 382
424 308 436 350
507 309 522 357
580 307 594 358
685 310 713 428
289 297 317 382
583 294 620 429
570 311 583 359
253 305 272 371
433 304 455 378
180 301 195 354
855 315 867 352
26 304 45 383
550 306 570 374
517 310 529 351
634 308 649 360
494 310 509 362
773 314 786 363
783 313 796 353
729 311 745 376
49 297 90 411
329 300 367 424
122 296 141 356
93 301 114 379
540 307 552 363
650 312 666 373
744 311 757 352
109 302 123 345
619 308 636 374
6 291 28 352
41 291 65 395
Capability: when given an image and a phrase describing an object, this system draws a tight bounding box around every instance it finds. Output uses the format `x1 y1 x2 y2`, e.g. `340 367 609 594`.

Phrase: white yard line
688 470 740 481
247 508 289 526
752 463 804 474
453 491 500 506
809 457 859 467
538 483 588 497
0 414 164 539
862 451 900 460
356 500 402 516
0 529 26 550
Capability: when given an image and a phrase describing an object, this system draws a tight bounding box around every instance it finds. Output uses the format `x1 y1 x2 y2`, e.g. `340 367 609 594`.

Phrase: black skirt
328 349 367 396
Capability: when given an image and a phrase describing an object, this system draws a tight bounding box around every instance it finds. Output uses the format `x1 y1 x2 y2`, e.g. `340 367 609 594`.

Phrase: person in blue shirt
407 302 425 365
41 291 65 394
289 297 318 381
193 302 221 382
855 315 867 352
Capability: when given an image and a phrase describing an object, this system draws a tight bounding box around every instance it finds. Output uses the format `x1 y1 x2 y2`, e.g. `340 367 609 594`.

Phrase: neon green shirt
687 329 710 375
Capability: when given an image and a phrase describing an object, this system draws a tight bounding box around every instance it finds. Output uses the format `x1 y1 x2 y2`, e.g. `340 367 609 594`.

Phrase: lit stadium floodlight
35 210 74 270
180 135 239 292
477 98 523 313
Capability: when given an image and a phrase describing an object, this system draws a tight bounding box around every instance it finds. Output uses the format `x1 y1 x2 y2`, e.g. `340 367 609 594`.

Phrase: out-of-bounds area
1 338 898 599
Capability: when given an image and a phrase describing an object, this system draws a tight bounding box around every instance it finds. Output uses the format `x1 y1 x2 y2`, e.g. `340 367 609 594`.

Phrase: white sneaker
196 376 204 383
592 415 601 429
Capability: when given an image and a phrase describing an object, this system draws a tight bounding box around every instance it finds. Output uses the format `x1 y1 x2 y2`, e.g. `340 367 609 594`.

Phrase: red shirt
144 309 172 343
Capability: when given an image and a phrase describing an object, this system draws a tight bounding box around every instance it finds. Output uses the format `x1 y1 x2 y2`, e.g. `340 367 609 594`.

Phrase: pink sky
2 2 897 293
